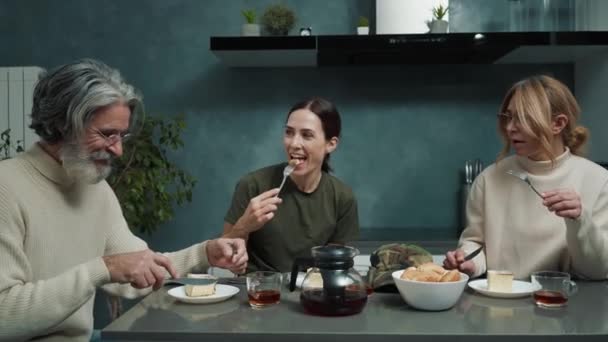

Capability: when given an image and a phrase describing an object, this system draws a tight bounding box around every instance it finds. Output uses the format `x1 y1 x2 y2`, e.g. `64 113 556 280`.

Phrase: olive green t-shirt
224 163 359 272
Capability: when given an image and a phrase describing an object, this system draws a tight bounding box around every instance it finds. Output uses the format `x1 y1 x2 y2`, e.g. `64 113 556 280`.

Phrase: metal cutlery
474 159 483 179
465 161 473 184
277 160 299 195
464 159 483 184
164 277 218 286
463 245 484 261
164 277 246 286
461 159 484 231
506 169 543 198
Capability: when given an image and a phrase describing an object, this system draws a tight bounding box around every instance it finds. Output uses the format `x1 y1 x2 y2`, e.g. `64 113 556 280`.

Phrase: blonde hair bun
569 125 589 155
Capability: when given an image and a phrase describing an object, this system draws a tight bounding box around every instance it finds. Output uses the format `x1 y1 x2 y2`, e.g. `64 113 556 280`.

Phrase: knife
463 245 484 261
164 277 218 286
164 277 246 286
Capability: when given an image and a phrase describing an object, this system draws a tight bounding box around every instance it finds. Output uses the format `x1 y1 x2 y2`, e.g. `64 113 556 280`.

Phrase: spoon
277 159 300 195
506 170 543 198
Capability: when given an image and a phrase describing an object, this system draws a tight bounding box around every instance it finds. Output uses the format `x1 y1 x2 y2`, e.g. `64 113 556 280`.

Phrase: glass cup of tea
531 271 578 308
246 271 282 309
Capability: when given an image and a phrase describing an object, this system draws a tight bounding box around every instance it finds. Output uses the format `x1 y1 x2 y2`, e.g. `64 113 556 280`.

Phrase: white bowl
391 269 469 311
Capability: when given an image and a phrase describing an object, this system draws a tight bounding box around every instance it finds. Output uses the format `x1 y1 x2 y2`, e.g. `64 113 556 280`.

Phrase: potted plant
108 115 197 235
357 16 369 35
430 3 449 33
261 3 296 36
241 9 260 36
0 129 24 160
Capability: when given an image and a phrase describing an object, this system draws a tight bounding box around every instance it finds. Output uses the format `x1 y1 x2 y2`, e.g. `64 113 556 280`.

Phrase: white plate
468 279 541 298
168 285 240 304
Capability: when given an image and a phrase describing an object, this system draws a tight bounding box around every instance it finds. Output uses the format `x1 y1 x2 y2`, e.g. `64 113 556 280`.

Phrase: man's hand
206 238 248 274
542 189 582 219
443 249 476 276
103 249 177 290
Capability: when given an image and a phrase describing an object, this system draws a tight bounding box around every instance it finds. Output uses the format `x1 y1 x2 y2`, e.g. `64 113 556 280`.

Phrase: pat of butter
185 273 217 297
487 270 513 292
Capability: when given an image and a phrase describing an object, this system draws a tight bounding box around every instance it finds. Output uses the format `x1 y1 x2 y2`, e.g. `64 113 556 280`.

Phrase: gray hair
30 59 143 143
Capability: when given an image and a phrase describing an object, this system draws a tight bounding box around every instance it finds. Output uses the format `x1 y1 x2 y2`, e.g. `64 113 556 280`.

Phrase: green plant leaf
241 9 256 24
108 114 197 234
358 16 369 27
261 3 296 35
432 4 449 21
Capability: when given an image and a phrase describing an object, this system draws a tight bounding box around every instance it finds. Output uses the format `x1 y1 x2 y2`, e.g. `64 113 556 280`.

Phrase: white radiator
0 66 43 157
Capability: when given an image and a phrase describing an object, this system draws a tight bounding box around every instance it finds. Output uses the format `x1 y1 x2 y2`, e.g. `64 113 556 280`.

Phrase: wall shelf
210 31 608 67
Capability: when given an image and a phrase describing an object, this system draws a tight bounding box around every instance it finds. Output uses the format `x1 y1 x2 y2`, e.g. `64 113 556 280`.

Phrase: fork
506 170 543 198
277 162 296 196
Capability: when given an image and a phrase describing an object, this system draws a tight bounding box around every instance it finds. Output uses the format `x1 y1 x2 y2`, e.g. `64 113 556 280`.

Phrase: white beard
60 142 113 184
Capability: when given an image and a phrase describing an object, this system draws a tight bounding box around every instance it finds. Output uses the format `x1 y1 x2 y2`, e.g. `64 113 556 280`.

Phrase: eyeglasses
93 128 132 147
497 112 521 125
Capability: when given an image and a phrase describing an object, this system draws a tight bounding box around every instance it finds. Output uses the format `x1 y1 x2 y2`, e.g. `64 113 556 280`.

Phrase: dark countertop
102 280 608 342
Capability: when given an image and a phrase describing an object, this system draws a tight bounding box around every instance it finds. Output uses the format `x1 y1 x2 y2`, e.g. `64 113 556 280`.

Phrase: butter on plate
185 273 218 297
487 270 514 292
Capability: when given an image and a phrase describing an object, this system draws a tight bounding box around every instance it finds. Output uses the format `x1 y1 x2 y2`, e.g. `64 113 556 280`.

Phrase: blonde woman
444 75 608 280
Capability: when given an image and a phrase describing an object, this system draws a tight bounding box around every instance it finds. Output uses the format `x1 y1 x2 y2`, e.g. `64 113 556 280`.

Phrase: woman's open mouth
511 139 526 148
289 154 306 168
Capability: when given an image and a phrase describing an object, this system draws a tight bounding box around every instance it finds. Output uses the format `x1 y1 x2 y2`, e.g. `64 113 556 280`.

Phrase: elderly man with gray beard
0 59 248 342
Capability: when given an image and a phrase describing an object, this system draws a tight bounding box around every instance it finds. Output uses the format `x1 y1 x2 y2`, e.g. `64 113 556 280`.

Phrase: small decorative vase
357 26 369 35
242 24 261 36
430 20 448 33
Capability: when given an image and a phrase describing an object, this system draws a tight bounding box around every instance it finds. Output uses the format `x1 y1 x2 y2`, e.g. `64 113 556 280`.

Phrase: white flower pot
357 26 369 35
430 20 448 33
242 24 261 37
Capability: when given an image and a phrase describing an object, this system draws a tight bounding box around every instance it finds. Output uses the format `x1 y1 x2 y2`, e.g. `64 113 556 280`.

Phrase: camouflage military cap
368 243 433 291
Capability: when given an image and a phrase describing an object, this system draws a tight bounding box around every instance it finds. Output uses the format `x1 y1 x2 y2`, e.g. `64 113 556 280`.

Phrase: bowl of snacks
392 263 469 311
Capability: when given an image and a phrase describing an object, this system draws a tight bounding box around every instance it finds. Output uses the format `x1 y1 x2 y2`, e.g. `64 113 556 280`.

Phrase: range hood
210 31 608 67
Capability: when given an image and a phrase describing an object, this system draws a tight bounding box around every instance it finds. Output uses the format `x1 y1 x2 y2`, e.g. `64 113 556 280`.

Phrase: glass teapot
289 245 368 316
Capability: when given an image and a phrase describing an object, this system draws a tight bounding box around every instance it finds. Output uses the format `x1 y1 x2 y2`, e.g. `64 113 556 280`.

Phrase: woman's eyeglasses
497 112 521 125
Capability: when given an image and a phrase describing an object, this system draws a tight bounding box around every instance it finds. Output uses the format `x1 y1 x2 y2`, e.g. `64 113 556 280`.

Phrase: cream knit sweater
460 148 608 280
0 145 209 342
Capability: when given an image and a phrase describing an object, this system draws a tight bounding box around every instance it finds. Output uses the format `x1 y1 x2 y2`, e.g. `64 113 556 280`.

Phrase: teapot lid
311 245 359 261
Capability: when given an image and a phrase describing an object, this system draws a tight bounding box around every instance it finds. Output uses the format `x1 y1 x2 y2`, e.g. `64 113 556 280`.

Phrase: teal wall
0 0 575 246
576 51 608 162
0 0 590 331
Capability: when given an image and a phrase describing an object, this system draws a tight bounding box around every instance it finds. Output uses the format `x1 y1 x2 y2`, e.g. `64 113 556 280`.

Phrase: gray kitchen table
102 280 608 342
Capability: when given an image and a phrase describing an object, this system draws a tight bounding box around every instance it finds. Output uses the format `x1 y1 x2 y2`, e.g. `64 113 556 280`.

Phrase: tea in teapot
290 245 368 316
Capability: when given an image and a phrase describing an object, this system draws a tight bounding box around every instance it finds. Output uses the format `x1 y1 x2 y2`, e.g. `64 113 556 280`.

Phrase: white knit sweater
460 148 608 280
0 145 209 342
